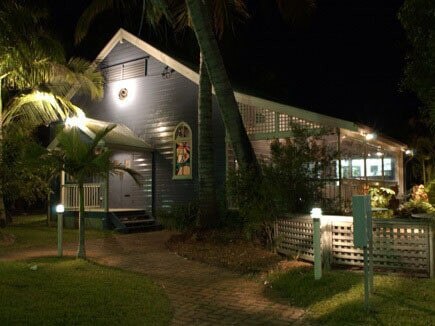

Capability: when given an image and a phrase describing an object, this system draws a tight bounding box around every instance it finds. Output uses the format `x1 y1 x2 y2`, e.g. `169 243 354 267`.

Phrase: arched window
173 122 192 179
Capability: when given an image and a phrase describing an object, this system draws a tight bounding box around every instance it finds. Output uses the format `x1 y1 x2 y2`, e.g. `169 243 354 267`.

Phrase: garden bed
166 230 286 274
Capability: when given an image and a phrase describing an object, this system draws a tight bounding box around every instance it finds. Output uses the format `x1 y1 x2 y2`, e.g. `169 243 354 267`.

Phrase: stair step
116 223 163 234
108 210 160 233
122 219 155 225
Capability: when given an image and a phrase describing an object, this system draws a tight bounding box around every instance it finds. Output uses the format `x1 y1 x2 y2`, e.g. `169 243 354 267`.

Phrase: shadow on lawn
264 266 362 308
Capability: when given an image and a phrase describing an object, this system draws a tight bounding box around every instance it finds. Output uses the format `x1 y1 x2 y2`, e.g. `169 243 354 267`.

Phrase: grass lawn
0 214 111 256
0 258 172 325
266 266 435 325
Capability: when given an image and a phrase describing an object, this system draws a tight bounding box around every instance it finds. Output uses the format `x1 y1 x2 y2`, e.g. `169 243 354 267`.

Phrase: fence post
321 220 332 270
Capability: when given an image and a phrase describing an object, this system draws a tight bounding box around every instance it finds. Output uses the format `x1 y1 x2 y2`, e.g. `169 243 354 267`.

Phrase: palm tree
170 0 249 227
46 125 141 259
0 1 104 227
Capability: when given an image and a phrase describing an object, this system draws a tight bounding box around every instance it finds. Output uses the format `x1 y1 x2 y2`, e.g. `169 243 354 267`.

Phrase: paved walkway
2 231 306 325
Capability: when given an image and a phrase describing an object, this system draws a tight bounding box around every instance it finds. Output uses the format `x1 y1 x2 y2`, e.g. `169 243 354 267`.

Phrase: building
53 28 407 229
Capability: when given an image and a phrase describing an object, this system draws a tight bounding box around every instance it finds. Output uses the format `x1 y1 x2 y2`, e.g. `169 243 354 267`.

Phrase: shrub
397 200 435 218
227 128 333 249
156 201 198 231
368 186 396 218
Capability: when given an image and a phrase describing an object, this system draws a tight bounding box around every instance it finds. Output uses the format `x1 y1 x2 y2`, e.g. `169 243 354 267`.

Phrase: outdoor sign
352 195 371 247
352 195 373 311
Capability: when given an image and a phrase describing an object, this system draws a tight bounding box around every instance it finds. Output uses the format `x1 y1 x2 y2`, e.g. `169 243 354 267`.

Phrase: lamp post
56 204 65 257
311 207 322 280
404 149 414 194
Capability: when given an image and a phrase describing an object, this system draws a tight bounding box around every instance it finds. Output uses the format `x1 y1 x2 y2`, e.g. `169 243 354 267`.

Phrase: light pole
311 207 322 280
56 204 65 257
404 149 414 195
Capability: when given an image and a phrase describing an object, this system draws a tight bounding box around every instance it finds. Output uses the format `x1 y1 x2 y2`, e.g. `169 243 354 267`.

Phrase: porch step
108 210 162 233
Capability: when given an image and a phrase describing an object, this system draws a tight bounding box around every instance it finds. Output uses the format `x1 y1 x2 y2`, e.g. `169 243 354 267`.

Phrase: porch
52 118 158 232
228 98 407 213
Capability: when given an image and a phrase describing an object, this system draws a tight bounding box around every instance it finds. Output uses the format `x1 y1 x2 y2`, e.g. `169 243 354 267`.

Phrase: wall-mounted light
375 151 383 157
405 149 414 156
118 87 128 100
161 66 174 79
112 79 137 106
365 133 376 141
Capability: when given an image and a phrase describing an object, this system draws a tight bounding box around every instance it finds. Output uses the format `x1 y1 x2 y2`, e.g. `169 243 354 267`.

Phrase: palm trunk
77 181 86 259
198 52 218 228
0 80 7 228
186 0 259 173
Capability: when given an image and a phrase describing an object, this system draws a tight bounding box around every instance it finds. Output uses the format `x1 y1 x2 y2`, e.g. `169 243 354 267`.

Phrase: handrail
63 183 102 210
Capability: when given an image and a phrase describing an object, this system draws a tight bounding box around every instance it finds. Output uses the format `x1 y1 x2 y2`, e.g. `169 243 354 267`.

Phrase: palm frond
75 0 118 44
3 91 84 126
49 58 104 100
75 0 171 43
275 0 316 27
211 0 249 39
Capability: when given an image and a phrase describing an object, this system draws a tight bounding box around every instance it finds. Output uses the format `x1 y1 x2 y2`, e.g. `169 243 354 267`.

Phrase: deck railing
63 183 103 210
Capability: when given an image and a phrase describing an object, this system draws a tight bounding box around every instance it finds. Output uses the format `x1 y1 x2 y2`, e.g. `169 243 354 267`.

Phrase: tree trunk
197 52 218 228
186 0 259 173
77 182 86 259
0 80 7 228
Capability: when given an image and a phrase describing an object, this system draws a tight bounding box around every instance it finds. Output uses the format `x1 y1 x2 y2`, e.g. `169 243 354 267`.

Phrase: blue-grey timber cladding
76 41 226 211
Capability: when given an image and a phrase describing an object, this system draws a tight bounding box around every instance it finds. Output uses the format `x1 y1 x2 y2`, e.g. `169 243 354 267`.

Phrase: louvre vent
103 57 148 82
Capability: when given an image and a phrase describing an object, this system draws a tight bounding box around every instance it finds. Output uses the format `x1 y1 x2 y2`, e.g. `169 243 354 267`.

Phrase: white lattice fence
276 218 314 261
276 216 434 277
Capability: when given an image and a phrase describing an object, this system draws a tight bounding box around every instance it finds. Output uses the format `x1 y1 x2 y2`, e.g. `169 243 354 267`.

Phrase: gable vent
102 57 149 83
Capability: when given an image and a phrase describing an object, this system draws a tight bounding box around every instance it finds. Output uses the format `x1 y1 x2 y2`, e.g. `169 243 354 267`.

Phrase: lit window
173 122 192 179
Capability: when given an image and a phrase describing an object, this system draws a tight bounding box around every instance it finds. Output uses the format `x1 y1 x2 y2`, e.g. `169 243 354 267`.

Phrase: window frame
173 122 193 180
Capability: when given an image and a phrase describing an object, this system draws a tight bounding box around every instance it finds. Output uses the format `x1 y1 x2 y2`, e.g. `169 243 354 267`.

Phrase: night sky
45 0 419 143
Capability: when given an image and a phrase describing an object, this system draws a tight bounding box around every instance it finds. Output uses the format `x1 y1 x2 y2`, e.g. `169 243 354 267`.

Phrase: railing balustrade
63 183 102 210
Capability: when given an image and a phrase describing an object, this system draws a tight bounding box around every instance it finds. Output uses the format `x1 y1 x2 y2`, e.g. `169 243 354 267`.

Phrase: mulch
166 230 302 274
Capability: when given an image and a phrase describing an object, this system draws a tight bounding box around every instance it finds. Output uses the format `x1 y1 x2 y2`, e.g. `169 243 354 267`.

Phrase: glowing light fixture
365 133 376 141
65 112 86 129
376 151 383 157
118 87 128 100
112 79 137 106
56 204 65 213
405 149 414 156
310 207 322 219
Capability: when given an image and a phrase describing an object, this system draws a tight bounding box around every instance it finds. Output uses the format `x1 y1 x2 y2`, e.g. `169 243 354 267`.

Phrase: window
173 122 192 179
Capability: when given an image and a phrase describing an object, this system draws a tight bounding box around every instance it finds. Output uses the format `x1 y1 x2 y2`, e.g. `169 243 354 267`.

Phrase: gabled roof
90 28 359 132
81 28 405 150
48 118 153 151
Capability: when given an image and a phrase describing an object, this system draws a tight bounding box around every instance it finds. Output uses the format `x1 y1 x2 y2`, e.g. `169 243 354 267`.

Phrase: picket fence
275 215 434 278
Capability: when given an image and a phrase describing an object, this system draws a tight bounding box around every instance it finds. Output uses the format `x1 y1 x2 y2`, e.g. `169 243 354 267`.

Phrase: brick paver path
2 231 306 325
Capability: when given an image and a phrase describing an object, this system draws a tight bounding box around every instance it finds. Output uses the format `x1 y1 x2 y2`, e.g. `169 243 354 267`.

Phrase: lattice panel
237 103 321 136
276 219 314 261
238 104 275 134
331 222 364 265
371 222 430 274
279 114 320 132
331 221 430 275
276 217 433 277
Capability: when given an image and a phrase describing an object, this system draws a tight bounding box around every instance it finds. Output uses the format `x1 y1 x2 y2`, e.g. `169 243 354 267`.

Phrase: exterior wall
76 41 226 211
